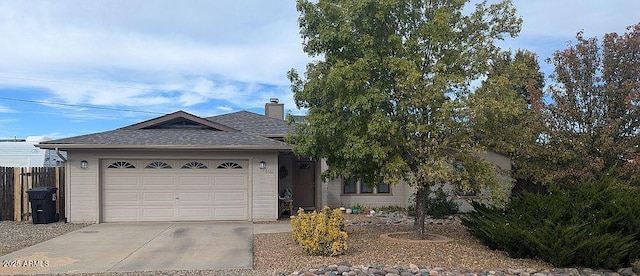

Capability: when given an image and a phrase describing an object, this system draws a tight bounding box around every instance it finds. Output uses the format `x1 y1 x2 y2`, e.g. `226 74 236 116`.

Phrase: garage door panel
142 208 176 219
179 192 211 203
143 192 176 203
214 207 247 219
178 176 212 187
178 208 212 219
103 192 140 205
104 207 139 221
213 192 246 203
142 176 176 189
104 176 139 190
103 159 249 222
214 176 247 188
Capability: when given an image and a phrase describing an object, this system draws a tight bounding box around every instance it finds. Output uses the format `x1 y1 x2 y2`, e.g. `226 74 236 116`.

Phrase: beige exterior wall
251 152 279 221
326 178 414 209
64 149 279 223
66 152 100 223
319 151 513 211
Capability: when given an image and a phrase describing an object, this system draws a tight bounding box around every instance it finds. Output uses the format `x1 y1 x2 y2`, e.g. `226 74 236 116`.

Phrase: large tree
543 23 640 185
468 50 550 184
288 0 522 238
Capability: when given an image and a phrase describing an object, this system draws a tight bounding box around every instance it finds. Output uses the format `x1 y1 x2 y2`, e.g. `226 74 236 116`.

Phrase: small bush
349 203 366 211
426 188 460 218
462 174 640 270
375 205 406 213
291 206 348 256
407 188 460 219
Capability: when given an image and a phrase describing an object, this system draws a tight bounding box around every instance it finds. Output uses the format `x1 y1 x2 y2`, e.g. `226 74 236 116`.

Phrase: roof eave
36 144 293 151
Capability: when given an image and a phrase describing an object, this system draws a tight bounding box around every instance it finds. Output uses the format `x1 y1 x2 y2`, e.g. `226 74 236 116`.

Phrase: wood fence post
23 168 32 221
55 167 60 214
13 167 20 221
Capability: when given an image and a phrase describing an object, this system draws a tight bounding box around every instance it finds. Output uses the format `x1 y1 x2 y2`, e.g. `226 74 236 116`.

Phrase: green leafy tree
288 0 522 238
543 23 640 185
468 50 547 182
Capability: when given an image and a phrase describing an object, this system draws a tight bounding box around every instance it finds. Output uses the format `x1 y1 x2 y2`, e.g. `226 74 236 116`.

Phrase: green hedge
462 174 640 269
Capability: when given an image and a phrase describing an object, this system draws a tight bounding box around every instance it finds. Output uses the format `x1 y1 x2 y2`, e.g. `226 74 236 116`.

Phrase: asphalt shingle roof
39 129 291 150
38 110 296 150
207 111 295 137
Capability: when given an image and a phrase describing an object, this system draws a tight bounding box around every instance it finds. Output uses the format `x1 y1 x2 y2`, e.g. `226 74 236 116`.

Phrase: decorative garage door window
181 161 208 169
107 161 136 169
145 161 172 169
217 161 243 169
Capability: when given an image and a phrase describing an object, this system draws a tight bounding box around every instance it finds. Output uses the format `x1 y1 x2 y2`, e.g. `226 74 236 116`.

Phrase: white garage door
102 159 249 222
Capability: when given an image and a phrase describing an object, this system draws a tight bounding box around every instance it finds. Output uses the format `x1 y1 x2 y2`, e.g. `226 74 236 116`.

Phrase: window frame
341 178 392 195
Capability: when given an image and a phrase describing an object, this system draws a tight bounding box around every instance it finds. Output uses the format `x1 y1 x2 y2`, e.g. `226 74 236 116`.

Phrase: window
341 178 391 195
107 161 135 169
343 178 357 194
145 161 172 169
360 182 373 194
181 161 208 169
376 182 390 193
217 161 243 169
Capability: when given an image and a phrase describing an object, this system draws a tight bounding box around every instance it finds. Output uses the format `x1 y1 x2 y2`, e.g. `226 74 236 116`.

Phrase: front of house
38 99 510 223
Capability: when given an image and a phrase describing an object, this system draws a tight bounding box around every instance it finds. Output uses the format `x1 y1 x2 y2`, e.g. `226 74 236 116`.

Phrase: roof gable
122 110 237 132
207 111 294 137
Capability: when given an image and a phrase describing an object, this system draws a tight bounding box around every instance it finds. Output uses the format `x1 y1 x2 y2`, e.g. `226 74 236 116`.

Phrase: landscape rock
286 264 638 276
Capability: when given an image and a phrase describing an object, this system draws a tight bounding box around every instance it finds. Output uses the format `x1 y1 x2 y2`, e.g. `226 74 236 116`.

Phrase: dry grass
253 215 551 273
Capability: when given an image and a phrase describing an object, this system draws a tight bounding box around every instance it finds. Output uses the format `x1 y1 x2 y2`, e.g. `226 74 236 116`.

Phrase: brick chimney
265 98 284 120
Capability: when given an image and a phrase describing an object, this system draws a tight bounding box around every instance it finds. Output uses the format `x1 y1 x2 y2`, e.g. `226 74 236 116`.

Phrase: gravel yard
0 221 91 256
2 215 637 276
253 214 551 273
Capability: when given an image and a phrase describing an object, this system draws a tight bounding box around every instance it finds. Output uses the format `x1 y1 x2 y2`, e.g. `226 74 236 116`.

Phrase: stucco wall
64 150 278 223
250 151 279 221
66 152 99 223
326 178 415 209
321 151 512 212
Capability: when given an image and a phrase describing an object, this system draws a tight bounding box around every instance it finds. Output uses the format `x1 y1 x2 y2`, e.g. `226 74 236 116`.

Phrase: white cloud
0 104 15 113
216 106 233 112
0 1 308 83
1 0 633 129
0 0 308 113
513 0 640 39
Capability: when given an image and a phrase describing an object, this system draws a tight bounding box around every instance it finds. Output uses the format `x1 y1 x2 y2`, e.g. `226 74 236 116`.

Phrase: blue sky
1 0 639 140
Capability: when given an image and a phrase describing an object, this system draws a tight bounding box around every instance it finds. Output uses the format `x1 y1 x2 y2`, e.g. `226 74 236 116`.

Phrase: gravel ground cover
253 214 551 273
2 215 638 276
0 221 91 256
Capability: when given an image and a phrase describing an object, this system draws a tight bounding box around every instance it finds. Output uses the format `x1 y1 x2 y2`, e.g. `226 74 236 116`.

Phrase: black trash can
26 187 59 224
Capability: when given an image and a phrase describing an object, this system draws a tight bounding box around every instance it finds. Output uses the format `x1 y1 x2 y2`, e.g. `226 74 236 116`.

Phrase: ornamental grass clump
291 206 347 256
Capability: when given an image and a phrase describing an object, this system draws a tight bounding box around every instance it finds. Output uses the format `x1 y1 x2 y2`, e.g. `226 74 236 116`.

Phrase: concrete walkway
0 221 252 275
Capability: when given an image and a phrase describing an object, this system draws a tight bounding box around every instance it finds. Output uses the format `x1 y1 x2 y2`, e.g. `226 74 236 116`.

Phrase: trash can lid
27 186 58 193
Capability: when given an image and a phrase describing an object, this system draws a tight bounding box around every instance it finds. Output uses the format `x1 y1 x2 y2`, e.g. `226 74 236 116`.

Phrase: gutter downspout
55 148 67 162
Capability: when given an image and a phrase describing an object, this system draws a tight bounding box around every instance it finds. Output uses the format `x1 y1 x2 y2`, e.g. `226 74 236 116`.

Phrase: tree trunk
412 185 429 240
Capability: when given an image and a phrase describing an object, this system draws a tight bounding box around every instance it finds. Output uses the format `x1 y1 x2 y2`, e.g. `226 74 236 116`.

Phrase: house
0 136 66 167
37 99 511 223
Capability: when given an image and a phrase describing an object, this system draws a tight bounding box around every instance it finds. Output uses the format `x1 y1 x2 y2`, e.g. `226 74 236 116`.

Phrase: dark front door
293 161 315 209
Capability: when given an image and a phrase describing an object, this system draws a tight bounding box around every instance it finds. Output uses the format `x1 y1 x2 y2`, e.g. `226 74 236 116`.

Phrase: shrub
426 188 460 218
408 188 460 219
349 203 366 211
291 206 348 256
462 174 640 270
375 205 406 213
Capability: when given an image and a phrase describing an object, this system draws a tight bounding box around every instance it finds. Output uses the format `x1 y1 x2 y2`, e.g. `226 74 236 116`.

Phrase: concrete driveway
0 221 253 275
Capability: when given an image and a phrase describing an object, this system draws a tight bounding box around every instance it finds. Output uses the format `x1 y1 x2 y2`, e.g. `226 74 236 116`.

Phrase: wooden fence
0 167 65 221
